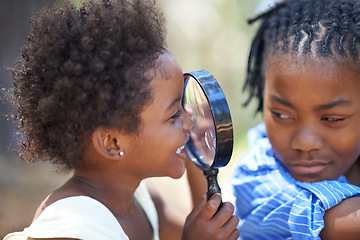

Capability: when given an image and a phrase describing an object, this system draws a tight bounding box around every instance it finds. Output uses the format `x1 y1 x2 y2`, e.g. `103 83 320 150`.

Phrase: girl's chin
169 165 186 179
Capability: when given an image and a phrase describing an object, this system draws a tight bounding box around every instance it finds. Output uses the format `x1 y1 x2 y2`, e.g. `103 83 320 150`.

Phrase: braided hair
244 0 360 113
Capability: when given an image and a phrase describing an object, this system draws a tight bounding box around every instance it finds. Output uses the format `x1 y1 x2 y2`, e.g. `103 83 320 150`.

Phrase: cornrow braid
243 0 360 113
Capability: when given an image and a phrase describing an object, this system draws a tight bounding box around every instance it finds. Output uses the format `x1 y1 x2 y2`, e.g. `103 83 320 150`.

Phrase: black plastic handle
203 168 223 212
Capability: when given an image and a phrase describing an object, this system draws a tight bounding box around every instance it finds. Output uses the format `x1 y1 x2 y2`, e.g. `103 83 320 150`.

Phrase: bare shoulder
32 178 85 221
32 194 52 221
320 196 360 240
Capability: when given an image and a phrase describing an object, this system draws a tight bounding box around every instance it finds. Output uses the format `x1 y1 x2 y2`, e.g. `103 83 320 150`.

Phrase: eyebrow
270 95 294 108
270 94 352 111
315 98 352 111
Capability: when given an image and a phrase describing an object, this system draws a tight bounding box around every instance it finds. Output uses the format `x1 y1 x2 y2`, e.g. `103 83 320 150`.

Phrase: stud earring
119 151 124 157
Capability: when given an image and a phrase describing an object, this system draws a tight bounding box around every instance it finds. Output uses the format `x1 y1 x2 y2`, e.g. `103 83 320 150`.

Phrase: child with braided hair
3 0 240 239
232 0 360 239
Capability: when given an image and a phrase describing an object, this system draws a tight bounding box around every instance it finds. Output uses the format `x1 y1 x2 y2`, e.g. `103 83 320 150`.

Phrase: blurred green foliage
158 0 263 151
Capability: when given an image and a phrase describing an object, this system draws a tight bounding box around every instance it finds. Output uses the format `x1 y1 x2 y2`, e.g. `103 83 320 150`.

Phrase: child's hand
182 193 240 240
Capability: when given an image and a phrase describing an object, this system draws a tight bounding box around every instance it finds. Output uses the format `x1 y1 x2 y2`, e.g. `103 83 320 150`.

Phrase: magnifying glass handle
203 168 223 210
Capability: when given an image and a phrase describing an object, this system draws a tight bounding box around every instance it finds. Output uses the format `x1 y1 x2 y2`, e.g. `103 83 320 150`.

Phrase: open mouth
176 145 185 154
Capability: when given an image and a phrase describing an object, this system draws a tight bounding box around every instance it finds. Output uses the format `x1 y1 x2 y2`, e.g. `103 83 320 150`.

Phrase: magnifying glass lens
183 69 233 170
184 76 216 168
204 130 216 153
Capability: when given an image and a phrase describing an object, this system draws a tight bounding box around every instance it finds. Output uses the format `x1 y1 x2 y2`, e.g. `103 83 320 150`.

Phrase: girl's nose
183 111 193 131
291 126 323 152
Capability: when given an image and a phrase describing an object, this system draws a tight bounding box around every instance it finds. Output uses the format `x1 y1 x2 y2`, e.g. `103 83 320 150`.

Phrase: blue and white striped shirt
231 123 360 240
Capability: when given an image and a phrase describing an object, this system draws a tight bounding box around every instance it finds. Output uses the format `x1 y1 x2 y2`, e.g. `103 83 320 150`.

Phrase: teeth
176 146 184 154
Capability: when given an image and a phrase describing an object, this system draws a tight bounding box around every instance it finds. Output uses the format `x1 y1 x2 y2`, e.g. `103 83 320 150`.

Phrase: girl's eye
321 116 348 128
170 110 182 120
271 111 292 120
321 116 346 123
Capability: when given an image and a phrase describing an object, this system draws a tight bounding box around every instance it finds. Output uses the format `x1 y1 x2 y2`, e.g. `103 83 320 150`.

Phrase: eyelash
171 110 182 120
272 111 347 124
271 111 292 120
321 116 346 122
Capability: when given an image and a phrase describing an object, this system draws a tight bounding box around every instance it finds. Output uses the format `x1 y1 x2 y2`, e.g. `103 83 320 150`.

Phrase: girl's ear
91 128 124 160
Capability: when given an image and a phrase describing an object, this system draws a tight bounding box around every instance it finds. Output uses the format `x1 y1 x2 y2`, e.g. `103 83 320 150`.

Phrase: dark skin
320 196 360 240
344 158 360 186
27 52 239 240
264 54 360 239
320 159 360 240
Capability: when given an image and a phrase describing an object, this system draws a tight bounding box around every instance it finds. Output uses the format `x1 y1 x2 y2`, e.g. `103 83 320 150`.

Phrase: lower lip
176 149 187 160
290 164 329 175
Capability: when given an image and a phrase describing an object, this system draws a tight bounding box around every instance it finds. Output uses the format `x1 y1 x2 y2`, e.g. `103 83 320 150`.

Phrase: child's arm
319 158 360 240
146 180 185 239
320 196 360 240
184 155 207 205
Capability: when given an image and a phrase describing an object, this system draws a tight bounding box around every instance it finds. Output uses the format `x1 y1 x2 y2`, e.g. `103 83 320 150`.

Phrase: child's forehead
147 52 183 85
266 53 360 75
265 54 360 93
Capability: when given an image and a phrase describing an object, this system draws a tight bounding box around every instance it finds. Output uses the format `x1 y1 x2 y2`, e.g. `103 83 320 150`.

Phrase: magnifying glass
183 69 233 203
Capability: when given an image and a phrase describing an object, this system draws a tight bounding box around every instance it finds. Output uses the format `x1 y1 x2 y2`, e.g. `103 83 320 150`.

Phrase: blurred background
0 0 266 237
